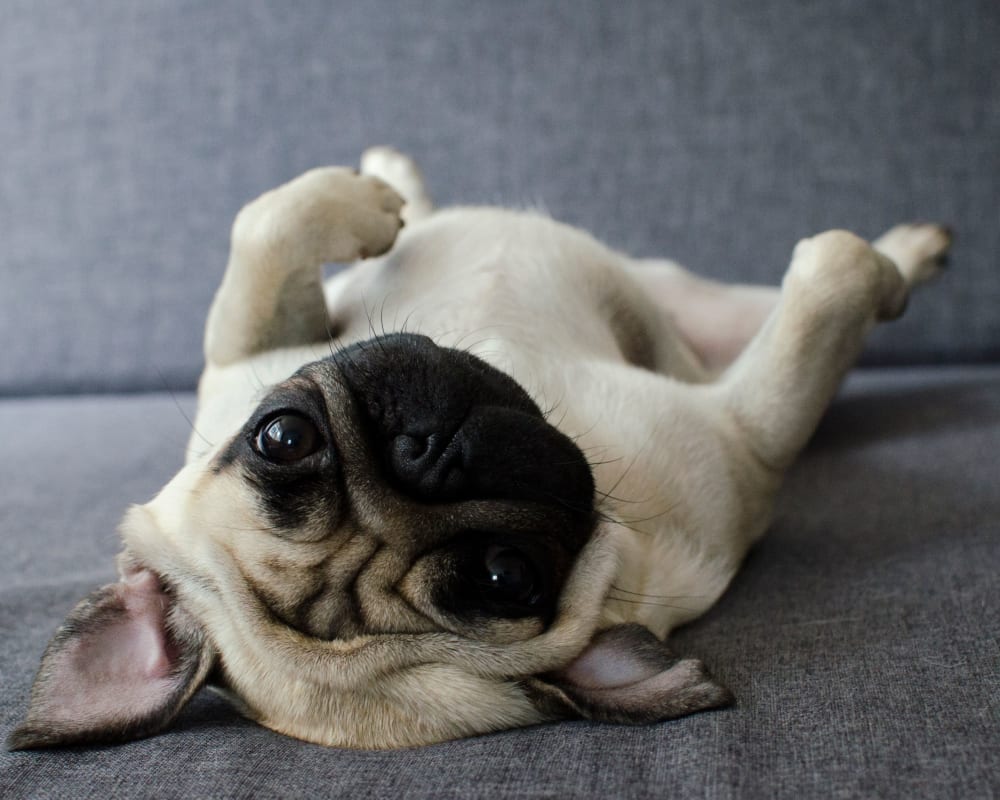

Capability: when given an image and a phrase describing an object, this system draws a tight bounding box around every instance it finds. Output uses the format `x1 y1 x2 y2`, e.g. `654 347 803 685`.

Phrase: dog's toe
874 222 954 286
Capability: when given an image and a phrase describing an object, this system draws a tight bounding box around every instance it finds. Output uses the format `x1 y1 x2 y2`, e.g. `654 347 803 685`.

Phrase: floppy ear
7 569 212 750
527 624 734 724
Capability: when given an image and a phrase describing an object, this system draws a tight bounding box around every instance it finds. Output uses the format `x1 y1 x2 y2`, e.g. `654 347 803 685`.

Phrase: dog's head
10 334 731 750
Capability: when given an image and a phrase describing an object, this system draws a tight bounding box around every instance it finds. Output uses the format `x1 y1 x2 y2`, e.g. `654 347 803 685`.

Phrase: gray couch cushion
2 0 998 395
2 367 998 798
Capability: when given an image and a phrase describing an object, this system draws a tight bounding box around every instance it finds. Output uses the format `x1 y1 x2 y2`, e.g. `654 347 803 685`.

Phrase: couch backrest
2 0 997 395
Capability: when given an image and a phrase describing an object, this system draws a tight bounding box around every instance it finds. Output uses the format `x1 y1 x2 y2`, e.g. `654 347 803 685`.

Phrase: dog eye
254 413 322 463
477 545 540 606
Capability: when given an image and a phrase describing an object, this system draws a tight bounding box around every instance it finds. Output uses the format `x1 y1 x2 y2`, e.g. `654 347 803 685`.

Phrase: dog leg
627 260 780 374
361 146 435 225
872 222 952 286
204 168 404 367
717 226 949 471
630 223 950 375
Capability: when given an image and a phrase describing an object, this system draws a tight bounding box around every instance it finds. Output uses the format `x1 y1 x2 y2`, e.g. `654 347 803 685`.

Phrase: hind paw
873 223 953 287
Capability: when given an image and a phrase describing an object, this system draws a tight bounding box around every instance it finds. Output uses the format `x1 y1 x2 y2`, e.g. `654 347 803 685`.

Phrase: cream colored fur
114 147 949 747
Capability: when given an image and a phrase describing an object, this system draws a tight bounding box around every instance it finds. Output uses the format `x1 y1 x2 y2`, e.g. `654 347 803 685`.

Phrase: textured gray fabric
2 1 998 794
2 367 998 798
1 0 998 395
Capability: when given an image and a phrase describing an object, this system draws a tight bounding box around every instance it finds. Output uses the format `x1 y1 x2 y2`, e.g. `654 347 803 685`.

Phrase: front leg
205 168 404 367
718 227 949 471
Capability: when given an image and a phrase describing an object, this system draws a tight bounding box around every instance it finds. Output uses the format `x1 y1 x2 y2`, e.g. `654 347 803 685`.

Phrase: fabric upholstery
2 2 997 797
2 367 998 798
1 0 998 395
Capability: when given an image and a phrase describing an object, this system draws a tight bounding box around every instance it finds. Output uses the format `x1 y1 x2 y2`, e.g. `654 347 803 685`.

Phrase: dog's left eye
476 545 541 607
254 413 322 463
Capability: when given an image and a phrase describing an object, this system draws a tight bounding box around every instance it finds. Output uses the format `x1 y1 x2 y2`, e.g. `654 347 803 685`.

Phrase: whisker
247 360 267 393
323 313 340 360
361 294 386 356
208 522 288 535
601 421 660 506
605 594 699 612
154 364 214 451
593 489 649 505
612 501 681 526
400 308 418 336
584 457 627 469
563 418 601 444
610 584 708 601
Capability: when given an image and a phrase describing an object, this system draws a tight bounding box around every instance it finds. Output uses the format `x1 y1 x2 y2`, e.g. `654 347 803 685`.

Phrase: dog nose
390 431 468 498
334 333 594 514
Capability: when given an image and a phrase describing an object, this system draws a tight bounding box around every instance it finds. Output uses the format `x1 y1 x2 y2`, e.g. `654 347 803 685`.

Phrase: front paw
233 167 405 265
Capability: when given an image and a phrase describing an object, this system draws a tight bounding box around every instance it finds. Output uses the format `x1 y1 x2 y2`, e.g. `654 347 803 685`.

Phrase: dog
9 147 951 750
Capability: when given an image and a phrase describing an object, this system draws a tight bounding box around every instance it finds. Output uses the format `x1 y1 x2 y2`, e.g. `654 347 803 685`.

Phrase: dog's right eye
477 545 541 607
254 413 322 464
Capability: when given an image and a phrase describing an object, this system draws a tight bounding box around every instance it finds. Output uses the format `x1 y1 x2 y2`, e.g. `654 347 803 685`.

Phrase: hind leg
873 222 953 286
361 146 435 224
715 226 950 471
629 223 950 375
627 260 779 374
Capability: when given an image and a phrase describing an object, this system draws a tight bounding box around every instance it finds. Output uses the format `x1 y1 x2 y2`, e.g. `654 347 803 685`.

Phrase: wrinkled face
137 333 615 747
11 334 730 752
202 332 598 645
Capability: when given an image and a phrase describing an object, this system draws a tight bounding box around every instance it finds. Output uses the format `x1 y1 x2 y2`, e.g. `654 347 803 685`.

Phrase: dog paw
234 167 405 264
873 223 953 287
328 170 406 260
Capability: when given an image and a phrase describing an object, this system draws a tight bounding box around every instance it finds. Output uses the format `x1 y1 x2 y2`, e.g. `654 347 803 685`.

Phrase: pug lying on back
9 148 951 750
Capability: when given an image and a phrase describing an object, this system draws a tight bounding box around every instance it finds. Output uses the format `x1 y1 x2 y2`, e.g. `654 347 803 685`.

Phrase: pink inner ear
41 570 184 728
560 638 662 689
11 566 211 750
558 625 668 690
548 623 734 724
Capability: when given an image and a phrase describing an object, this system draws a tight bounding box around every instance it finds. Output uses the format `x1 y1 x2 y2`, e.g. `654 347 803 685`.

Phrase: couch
2 2 997 797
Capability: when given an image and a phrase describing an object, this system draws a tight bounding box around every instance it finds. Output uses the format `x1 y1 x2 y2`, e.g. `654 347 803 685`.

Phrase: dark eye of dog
477 545 540 606
440 537 555 621
254 413 322 463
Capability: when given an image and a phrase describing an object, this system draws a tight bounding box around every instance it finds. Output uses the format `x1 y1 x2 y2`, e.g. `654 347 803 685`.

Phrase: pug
9 148 951 750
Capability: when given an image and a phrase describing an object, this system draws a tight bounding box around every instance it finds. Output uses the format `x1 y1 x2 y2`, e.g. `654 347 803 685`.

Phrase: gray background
2 2 998 798
1 0 998 396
